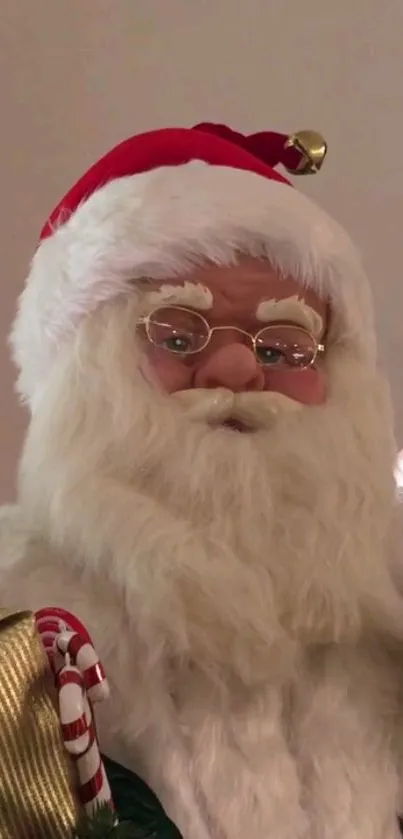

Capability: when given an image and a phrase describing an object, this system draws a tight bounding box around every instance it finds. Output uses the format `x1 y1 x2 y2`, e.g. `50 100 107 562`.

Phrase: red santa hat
10 122 375 410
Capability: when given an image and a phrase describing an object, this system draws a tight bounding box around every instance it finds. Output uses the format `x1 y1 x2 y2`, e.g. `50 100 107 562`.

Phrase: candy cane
58 661 114 815
35 607 115 819
55 630 109 703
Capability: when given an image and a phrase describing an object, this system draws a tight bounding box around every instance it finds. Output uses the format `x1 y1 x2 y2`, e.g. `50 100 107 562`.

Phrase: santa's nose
194 344 265 392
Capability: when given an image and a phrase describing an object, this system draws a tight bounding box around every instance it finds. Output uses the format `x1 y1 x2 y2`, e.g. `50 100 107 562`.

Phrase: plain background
1 0 403 502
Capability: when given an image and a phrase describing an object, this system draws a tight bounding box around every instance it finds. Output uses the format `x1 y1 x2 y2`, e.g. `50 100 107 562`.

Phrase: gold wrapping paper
0 609 81 838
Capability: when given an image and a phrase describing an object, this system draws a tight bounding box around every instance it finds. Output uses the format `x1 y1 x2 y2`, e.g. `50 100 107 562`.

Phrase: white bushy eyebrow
256 296 324 337
143 282 213 311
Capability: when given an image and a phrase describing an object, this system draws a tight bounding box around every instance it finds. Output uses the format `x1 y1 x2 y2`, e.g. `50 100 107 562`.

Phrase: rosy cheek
264 367 327 405
144 349 193 393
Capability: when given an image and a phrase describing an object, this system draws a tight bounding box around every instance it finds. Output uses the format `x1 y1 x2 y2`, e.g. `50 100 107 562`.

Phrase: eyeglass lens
146 306 317 368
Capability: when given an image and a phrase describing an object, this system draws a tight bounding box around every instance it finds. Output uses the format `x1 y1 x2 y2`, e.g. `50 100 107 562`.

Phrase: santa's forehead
141 258 326 328
144 256 320 298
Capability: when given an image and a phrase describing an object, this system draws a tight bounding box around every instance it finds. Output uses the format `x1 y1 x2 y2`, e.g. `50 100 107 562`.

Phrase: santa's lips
220 418 254 432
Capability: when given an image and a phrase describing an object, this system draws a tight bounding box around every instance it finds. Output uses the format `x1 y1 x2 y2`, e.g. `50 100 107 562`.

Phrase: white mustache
173 388 302 429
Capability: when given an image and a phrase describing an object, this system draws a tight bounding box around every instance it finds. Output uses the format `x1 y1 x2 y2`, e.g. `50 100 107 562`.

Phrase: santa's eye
255 346 286 366
161 334 193 354
143 306 209 355
255 324 319 369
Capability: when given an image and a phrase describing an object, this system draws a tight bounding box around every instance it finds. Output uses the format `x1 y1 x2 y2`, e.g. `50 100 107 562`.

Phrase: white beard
18 297 403 683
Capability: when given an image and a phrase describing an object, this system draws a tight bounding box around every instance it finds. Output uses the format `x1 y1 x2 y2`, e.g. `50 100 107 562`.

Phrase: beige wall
1 0 403 502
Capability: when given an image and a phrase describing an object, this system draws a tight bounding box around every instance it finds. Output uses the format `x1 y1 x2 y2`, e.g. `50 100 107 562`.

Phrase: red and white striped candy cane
35 607 115 819
58 660 113 815
55 629 109 703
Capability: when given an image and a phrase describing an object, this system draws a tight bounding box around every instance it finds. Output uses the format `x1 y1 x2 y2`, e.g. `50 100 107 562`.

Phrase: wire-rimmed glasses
138 305 325 370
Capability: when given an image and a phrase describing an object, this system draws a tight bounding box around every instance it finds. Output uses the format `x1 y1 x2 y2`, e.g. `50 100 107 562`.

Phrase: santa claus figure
1 122 403 838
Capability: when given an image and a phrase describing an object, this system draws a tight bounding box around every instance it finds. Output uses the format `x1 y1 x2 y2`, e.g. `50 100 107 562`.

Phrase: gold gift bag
0 609 81 838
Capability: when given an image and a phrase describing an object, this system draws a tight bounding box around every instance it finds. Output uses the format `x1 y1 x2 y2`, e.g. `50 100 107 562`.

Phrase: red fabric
40 123 298 241
193 123 302 171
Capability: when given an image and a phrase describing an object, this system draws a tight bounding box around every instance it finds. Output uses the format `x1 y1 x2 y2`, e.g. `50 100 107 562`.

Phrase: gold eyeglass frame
138 305 325 371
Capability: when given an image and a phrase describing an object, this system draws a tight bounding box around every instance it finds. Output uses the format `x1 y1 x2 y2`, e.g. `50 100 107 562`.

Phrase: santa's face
19 254 400 658
137 257 328 425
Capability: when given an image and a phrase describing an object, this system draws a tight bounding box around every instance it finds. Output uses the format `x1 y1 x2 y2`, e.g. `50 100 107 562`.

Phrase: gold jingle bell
284 130 327 175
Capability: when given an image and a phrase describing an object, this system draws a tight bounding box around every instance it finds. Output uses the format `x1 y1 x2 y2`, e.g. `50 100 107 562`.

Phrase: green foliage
102 756 182 838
